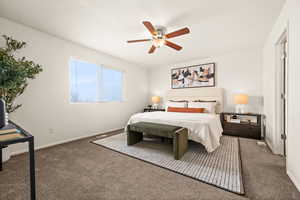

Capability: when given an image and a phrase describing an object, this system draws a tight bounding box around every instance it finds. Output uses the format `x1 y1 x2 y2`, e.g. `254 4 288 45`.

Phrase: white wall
262 4 288 155
0 17 148 154
149 49 263 113
286 0 300 192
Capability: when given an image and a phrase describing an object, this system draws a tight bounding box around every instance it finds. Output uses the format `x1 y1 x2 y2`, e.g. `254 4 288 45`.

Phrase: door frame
275 31 289 156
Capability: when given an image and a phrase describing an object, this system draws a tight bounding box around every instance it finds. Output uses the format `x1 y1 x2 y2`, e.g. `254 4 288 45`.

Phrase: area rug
92 133 244 195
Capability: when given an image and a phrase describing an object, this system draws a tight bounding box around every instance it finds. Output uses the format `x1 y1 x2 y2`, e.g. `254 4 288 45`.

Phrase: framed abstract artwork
171 63 215 89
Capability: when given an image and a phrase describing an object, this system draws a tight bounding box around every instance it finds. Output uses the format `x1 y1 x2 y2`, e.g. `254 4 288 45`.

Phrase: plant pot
2 147 11 162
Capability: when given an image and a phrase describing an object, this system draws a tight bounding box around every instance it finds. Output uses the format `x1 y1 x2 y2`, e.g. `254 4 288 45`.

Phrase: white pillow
165 101 187 111
188 102 217 113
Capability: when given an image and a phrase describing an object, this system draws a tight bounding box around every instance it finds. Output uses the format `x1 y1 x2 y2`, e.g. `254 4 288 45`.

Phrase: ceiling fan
127 21 190 54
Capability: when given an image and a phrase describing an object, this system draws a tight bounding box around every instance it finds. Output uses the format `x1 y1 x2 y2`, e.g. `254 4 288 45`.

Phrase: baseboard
265 139 276 154
10 127 124 156
287 169 300 192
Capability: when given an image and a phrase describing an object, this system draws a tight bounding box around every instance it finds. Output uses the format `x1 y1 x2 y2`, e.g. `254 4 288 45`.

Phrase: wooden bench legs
127 130 143 145
173 128 188 160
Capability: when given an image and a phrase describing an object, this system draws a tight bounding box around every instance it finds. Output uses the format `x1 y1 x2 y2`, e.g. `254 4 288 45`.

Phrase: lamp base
152 104 159 109
235 105 246 114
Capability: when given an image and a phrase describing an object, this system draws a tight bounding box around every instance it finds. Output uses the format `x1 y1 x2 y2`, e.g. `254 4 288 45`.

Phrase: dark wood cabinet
143 108 165 112
220 112 263 140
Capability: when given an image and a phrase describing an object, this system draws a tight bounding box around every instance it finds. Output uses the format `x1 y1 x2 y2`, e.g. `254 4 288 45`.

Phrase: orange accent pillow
167 107 205 113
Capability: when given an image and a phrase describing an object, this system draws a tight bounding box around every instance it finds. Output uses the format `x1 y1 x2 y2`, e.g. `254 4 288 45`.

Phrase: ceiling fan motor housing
154 26 167 38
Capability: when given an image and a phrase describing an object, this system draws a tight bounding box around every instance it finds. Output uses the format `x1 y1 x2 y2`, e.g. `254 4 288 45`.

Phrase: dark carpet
0 130 299 200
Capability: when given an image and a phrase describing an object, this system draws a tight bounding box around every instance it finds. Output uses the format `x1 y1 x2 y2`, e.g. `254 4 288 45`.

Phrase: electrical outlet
48 128 54 134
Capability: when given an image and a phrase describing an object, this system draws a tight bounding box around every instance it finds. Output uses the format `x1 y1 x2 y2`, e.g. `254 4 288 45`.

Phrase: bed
127 88 224 152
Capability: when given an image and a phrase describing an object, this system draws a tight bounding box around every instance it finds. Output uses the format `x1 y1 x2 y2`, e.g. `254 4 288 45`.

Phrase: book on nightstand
230 119 241 123
0 124 19 135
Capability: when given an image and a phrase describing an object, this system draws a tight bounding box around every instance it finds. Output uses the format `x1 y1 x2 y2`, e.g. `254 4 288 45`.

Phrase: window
70 59 123 102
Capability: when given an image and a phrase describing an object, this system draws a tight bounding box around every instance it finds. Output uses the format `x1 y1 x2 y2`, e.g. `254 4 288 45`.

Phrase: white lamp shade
234 94 249 105
151 96 161 104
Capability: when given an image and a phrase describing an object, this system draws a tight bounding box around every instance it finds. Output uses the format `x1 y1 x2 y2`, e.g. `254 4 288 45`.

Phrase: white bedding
127 111 223 152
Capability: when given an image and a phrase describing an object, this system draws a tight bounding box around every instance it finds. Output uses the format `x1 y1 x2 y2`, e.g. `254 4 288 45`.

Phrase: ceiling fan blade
148 45 156 54
143 21 157 35
165 40 182 51
165 27 190 39
127 39 151 43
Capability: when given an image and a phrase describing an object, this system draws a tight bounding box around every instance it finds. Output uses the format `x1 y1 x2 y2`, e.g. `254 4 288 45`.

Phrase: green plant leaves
0 35 42 113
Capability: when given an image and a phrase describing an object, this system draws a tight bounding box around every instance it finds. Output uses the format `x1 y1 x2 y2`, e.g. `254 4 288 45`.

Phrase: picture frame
171 63 216 89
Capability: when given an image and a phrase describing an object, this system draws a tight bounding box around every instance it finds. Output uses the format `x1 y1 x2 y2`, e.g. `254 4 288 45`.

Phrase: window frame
69 58 126 103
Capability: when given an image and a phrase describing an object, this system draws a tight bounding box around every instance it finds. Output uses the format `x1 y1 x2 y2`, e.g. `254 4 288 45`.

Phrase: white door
280 40 288 156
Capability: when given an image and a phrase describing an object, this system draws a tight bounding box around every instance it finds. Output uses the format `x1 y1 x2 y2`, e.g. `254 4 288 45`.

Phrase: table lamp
234 94 248 113
151 96 161 109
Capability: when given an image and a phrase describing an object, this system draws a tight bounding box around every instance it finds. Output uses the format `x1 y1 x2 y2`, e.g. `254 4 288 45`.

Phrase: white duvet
127 111 223 152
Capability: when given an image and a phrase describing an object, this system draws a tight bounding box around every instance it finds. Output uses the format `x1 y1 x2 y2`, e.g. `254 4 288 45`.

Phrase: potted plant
0 35 42 161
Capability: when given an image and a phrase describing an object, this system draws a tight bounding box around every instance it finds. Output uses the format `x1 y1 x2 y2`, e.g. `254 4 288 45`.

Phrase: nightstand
220 112 263 140
143 108 165 112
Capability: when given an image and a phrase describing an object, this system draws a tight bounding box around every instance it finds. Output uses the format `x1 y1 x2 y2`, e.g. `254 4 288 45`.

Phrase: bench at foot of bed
127 122 188 160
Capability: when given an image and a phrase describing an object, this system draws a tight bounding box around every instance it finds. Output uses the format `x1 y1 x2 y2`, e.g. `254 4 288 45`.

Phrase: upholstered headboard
165 88 224 113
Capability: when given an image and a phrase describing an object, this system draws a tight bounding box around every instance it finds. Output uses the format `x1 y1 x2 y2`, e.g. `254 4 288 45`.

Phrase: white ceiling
0 0 285 67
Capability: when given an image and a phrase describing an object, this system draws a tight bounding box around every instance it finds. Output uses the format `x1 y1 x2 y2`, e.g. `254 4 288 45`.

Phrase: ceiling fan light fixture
153 38 165 48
